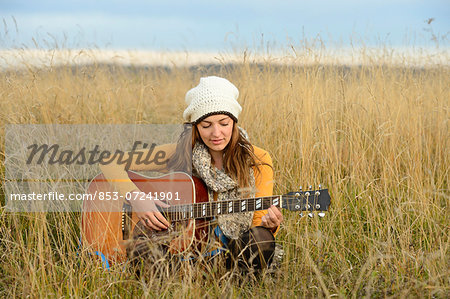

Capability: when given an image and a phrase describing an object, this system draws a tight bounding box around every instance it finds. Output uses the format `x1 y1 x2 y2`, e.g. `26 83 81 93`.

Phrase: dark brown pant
128 225 276 275
225 226 276 271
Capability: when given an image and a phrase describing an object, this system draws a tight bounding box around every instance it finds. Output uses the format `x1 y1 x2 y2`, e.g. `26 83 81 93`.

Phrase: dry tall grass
0 48 448 297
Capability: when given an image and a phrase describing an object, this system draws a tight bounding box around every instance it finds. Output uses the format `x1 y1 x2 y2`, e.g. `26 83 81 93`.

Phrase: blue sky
1 0 448 50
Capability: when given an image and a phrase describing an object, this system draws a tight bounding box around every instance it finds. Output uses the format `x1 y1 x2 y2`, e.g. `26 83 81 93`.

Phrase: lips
211 139 223 145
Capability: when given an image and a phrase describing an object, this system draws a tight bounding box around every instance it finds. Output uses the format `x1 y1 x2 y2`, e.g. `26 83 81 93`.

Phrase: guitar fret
264 198 271 209
234 199 240 213
209 202 213 218
241 199 246 211
196 203 202 218
248 198 255 211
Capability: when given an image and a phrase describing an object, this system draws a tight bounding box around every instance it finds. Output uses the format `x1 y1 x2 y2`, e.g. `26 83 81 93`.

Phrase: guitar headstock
282 186 331 217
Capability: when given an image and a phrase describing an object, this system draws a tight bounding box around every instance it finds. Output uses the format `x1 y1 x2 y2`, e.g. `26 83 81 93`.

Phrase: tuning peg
300 212 304 218
318 184 322 189
309 185 312 190
308 213 313 218
299 186 302 192
318 212 325 218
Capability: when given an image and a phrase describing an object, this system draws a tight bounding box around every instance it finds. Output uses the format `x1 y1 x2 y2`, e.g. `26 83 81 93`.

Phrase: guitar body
81 171 209 263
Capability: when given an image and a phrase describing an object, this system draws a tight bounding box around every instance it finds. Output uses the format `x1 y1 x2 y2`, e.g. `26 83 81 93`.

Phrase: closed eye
201 123 228 128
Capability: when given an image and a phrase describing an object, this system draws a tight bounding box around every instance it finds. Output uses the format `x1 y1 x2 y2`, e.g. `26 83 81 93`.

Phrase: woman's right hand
128 189 171 231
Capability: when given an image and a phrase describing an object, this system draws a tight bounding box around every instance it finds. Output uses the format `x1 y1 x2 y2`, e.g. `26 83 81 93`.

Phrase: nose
211 124 221 137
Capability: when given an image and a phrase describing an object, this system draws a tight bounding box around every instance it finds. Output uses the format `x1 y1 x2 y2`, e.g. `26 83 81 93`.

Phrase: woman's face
196 114 234 154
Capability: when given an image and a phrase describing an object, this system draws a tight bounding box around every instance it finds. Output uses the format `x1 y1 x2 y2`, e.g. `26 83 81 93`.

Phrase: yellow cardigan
99 143 279 236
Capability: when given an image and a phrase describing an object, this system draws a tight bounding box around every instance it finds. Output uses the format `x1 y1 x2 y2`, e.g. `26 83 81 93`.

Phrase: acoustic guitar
81 171 331 264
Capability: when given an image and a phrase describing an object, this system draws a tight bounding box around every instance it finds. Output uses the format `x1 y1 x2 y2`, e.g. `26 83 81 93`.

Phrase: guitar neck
163 196 282 221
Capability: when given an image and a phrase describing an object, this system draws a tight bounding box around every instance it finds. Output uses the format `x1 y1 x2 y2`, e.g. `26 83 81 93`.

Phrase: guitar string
164 194 321 221
169 197 278 221
166 196 277 221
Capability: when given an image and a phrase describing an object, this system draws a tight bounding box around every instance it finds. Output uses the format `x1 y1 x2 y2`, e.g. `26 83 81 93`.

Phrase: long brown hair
167 121 265 191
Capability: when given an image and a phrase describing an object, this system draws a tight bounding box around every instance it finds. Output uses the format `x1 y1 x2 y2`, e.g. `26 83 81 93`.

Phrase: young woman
100 76 283 270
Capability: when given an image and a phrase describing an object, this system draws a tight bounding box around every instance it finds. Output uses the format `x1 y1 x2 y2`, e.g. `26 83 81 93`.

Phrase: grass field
0 48 448 298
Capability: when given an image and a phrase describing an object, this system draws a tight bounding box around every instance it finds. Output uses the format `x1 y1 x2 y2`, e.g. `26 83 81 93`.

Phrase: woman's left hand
260 205 283 229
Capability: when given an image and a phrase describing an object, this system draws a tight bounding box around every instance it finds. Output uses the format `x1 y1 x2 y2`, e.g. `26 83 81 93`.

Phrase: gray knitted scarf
192 128 255 239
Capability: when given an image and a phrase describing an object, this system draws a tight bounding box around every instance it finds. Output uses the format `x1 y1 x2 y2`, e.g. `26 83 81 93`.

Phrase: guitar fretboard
163 195 282 221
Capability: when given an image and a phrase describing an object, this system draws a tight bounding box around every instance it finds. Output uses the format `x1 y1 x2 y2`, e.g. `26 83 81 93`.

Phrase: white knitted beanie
183 76 242 123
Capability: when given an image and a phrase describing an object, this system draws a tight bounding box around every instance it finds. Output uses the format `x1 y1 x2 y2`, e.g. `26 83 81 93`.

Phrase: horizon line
1 47 449 69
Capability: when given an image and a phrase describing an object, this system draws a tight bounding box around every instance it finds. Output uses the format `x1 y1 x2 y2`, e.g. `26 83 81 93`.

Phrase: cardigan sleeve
251 146 280 236
98 143 177 197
